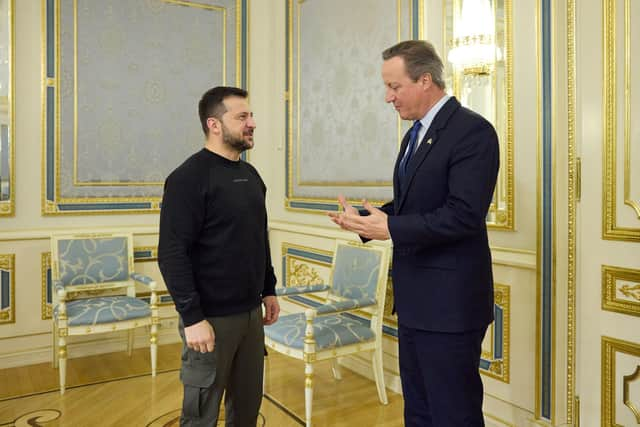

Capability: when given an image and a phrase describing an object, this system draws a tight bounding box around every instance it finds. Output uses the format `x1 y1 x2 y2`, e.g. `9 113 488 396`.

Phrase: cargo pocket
180 355 217 419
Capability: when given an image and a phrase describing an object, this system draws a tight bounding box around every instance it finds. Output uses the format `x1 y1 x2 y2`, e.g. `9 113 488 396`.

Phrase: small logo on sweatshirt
233 178 248 183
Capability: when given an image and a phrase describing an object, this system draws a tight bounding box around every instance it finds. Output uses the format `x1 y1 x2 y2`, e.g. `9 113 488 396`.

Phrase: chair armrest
53 279 65 293
275 284 329 296
130 273 157 290
314 297 377 315
53 279 67 300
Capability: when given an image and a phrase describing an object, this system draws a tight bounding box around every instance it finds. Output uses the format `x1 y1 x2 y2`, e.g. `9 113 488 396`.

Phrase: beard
222 123 252 152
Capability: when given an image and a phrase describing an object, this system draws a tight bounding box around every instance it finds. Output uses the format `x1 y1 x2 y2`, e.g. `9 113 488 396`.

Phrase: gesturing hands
184 319 215 353
328 195 391 241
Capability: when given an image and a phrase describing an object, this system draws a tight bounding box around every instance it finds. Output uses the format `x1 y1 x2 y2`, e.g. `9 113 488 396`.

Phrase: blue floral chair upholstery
264 241 390 426
50 232 159 394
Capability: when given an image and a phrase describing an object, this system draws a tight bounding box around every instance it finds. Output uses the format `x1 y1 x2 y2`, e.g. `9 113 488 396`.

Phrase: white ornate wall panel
603 0 640 241
602 337 640 426
42 0 247 214
285 0 421 212
577 0 640 424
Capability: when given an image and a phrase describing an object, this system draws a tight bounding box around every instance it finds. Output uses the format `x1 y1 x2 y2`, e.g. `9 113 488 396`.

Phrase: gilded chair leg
305 361 313 427
372 348 388 404
127 329 134 356
52 323 59 369
150 323 158 377
59 335 67 395
331 358 342 380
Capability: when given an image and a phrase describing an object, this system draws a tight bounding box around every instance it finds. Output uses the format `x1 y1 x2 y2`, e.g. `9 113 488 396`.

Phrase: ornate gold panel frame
602 336 640 426
0 0 15 216
443 0 514 230
603 0 640 241
41 0 247 215
0 253 15 324
284 0 419 213
480 283 510 382
602 265 640 317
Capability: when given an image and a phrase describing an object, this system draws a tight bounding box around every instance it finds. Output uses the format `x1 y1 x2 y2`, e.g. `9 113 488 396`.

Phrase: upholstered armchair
264 240 391 427
50 232 158 394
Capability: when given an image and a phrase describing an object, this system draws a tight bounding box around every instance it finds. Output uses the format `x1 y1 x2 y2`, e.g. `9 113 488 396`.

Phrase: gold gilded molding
133 245 158 262
383 276 395 325
602 336 640 426
71 0 226 188
603 0 640 241
567 0 577 421
623 365 640 423
620 284 640 300
0 0 15 216
0 254 15 324
602 265 640 317
480 283 510 383
41 252 52 320
282 243 331 286
294 0 398 188
443 0 514 230
286 0 408 213
622 0 639 219
41 0 243 215
288 259 324 286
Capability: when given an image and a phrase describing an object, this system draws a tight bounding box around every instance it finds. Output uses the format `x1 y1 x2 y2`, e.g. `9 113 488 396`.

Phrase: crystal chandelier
447 0 501 75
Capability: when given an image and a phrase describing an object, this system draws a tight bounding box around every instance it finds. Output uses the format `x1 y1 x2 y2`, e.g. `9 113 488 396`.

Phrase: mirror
444 0 513 229
0 0 13 215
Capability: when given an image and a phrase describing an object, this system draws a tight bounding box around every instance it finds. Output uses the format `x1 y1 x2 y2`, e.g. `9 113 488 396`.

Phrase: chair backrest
328 241 390 330
51 233 134 288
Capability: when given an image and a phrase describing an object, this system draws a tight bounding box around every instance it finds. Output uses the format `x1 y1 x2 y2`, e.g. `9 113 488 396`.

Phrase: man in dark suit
329 40 499 426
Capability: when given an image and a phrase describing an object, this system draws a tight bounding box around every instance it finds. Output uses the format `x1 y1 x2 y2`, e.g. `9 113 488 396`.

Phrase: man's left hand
329 198 391 241
262 295 280 325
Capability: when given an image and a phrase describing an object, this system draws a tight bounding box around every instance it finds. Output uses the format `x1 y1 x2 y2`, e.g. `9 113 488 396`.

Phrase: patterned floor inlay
0 410 61 427
146 408 268 426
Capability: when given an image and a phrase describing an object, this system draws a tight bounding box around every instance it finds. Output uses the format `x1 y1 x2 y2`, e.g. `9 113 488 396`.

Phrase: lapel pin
426 138 433 145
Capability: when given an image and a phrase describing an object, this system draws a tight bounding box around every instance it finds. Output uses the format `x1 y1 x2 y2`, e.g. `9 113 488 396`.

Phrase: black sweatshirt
157 148 276 327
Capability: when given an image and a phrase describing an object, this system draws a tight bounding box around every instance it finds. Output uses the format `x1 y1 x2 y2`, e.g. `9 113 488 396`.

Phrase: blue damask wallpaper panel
43 0 247 214
286 0 420 211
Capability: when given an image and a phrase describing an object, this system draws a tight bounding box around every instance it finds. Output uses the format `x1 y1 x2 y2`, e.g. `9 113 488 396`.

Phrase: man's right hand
328 195 359 230
184 319 215 353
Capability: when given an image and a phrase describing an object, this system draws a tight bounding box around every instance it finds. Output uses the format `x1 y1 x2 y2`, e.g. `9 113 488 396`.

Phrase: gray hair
382 40 445 89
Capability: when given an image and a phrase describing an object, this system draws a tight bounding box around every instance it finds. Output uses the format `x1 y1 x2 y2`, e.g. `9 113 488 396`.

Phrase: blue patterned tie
398 120 422 183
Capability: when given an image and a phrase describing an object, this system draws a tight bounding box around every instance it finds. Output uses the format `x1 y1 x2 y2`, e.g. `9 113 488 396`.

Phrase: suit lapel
396 97 461 212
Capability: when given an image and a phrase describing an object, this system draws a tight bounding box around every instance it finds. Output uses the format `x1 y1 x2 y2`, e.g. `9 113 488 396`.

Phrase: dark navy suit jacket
382 97 499 333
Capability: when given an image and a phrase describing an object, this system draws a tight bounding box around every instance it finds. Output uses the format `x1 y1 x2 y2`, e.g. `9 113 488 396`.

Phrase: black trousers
398 324 488 427
179 307 264 427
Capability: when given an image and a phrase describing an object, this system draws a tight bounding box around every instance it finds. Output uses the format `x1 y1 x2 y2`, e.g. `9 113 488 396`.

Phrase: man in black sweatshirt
158 86 280 427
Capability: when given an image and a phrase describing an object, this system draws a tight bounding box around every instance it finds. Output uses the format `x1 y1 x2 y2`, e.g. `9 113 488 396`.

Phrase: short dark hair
382 40 445 89
198 86 248 136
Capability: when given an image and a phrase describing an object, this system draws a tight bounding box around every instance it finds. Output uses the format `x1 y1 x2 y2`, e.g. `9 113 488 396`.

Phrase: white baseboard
0 327 181 369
